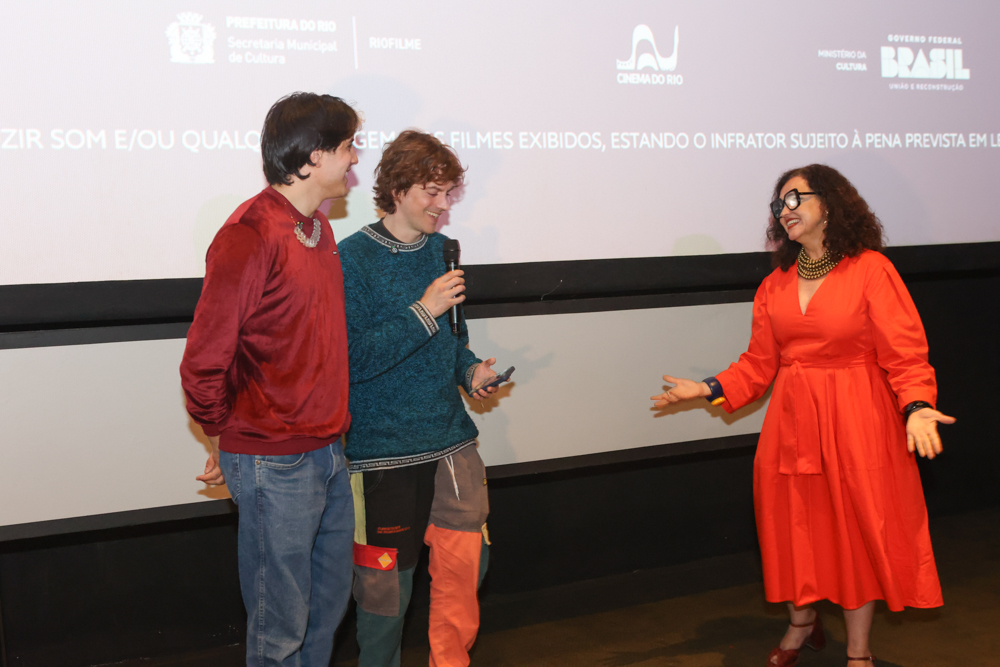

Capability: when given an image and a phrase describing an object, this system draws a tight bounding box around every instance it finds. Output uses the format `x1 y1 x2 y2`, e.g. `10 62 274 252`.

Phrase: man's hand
420 270 466 318
470 358 500 400
196 435 226 486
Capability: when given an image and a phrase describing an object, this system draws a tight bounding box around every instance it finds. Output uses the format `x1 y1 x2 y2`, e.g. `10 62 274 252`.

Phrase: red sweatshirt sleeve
180 222 269 435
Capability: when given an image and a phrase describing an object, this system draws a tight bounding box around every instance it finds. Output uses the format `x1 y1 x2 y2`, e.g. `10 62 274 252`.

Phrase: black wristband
903 401 933 421
702 377 726 406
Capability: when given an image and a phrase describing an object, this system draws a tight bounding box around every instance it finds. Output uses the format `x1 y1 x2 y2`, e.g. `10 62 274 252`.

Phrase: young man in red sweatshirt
180 92 359 667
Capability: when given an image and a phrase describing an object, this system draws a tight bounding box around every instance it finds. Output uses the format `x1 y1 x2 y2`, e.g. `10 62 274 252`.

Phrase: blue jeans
220 442 354 667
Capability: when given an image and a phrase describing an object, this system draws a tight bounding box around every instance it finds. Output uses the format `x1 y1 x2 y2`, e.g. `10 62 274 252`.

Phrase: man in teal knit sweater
339 130 500 667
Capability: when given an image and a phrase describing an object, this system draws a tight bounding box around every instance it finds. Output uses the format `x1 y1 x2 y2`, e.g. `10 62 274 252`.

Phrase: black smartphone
472 366 515 393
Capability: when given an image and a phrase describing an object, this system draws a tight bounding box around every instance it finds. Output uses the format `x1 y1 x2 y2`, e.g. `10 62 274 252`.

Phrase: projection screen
2 0 999 286
1 1 997 533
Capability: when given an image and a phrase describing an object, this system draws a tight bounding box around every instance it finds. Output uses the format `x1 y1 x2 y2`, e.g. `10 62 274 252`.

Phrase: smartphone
472 366 515 394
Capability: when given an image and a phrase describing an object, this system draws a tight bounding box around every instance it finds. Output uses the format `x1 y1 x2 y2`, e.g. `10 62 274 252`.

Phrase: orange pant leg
424 523 483 667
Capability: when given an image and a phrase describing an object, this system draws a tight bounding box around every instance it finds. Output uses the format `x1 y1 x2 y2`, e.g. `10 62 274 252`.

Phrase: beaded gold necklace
797 247 841 280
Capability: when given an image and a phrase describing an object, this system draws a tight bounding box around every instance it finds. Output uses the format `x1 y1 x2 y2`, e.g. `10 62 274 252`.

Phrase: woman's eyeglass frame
770 189 819 220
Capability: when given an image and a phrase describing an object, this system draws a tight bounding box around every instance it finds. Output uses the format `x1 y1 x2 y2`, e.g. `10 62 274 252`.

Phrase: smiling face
311 135 358 200
777 175 827 250
391 181 455 237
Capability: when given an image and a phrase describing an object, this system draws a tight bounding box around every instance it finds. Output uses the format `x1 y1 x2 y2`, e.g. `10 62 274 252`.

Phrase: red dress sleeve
180 223 269 435
865 254 937 410
716 278 781 412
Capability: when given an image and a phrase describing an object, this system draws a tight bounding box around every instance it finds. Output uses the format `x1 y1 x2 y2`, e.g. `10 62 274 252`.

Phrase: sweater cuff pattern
464 363 479 393
409 301 439 336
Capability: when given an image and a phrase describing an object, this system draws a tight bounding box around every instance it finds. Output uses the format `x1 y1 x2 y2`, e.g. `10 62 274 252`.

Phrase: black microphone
442 239 462 334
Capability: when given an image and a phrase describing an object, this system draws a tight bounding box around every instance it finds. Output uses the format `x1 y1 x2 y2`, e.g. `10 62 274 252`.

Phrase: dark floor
102 507 1000 667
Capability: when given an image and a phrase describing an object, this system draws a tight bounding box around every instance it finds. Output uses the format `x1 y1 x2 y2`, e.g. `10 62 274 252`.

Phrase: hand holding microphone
418 270 465 316
419 239 465 333
418 240 465 333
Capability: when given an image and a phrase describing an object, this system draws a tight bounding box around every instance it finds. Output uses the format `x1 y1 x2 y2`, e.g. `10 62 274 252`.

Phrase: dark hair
373 130 466 213
767 164 886 270
261 93 360 186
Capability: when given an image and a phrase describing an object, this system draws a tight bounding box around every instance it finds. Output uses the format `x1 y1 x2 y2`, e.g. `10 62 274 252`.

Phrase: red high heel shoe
766 613 826 666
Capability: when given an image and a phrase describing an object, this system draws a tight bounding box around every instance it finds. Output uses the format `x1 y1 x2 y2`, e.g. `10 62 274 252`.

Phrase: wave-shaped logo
617 24 678 72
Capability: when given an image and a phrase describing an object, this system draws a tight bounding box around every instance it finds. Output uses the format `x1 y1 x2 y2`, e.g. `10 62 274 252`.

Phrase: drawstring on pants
445 455 461 500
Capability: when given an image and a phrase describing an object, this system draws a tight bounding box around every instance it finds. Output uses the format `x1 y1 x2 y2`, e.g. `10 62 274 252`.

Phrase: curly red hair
767 164 886 270
373 130 466 214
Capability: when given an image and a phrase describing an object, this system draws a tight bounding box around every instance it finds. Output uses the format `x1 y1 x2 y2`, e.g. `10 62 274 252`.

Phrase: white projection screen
1 2 997 532
2 0 1000 286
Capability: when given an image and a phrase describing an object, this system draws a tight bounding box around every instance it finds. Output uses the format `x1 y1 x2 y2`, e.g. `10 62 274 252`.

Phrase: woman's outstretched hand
651 375 710 408
906 408 956 459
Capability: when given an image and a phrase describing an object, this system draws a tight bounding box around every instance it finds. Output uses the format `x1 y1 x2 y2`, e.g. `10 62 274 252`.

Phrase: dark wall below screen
0 269 997 666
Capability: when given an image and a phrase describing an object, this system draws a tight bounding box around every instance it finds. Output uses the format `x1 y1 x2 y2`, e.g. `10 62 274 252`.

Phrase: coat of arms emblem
166 12 217 64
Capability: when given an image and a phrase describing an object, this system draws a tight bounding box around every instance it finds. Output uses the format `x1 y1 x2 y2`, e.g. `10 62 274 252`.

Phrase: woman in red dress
652 164 954 666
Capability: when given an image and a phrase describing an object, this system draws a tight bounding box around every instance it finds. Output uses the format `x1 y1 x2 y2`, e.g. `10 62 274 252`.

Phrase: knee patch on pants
353 542 400 617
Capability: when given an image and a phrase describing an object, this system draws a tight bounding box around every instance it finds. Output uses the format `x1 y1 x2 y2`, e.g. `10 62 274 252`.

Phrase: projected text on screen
1 0 998 285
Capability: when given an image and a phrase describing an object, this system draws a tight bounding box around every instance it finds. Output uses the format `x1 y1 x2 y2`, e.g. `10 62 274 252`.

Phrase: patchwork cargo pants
351 444 490 667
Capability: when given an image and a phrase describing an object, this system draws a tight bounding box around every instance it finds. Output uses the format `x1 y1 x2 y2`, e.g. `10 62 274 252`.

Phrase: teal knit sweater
339 225 481 469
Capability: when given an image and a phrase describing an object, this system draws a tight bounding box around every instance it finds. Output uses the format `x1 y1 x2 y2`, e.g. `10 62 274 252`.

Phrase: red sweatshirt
180 186 351 455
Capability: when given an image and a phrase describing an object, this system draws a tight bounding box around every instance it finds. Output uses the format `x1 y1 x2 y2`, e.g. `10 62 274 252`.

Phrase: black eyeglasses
770 189 818 219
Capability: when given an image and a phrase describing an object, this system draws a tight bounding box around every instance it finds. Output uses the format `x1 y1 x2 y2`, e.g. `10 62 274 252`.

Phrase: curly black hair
767 164 886 270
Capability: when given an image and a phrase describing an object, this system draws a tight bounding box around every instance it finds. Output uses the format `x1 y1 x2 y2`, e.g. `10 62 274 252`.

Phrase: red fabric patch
353 542 397 570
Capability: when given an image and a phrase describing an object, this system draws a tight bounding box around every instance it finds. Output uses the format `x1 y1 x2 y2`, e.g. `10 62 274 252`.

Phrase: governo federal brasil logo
616 24 681 86
881 39 969 80
166 12 217 64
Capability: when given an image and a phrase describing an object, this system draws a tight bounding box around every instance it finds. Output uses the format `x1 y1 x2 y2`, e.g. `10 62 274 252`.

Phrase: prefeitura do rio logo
166 12 217 64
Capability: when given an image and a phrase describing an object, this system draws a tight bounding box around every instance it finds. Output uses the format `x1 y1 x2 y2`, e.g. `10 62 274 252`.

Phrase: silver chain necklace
294 218 322 248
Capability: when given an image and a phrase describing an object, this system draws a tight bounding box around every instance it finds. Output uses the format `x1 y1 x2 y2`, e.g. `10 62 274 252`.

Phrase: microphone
442 239 462 334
